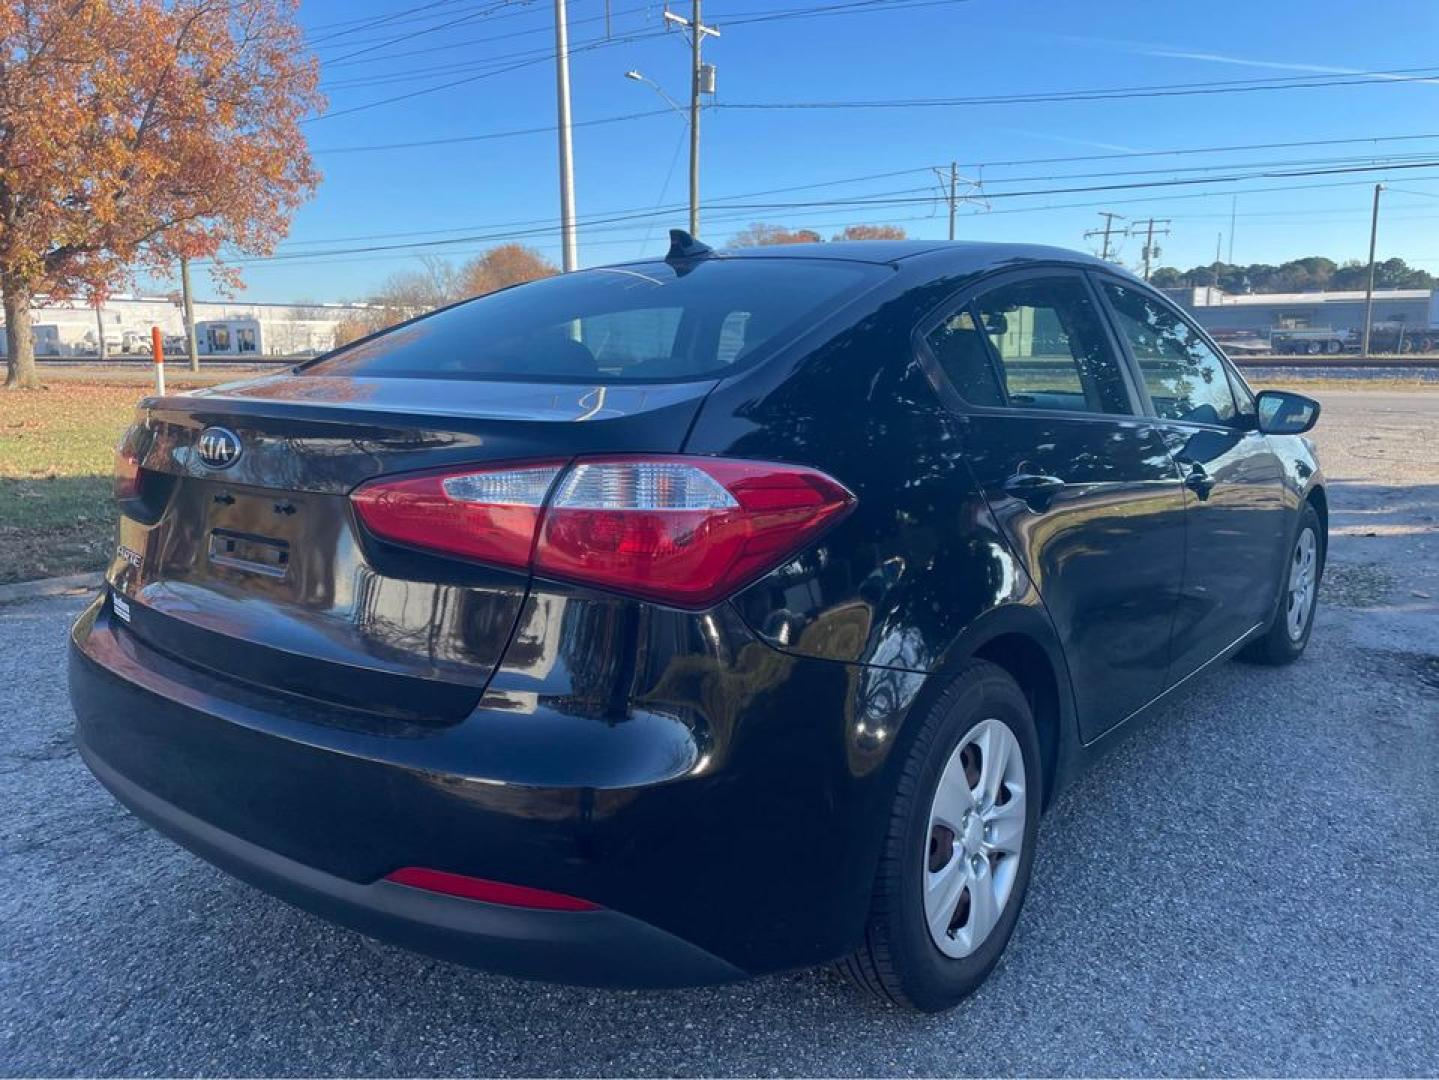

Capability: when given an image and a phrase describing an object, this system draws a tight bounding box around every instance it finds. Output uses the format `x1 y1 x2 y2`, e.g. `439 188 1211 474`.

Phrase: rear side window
304 259 884 383
926 276 1132 414
1100 281 1237 425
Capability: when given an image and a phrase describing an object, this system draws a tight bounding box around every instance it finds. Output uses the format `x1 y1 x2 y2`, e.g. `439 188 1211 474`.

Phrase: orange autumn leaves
1 0 321 386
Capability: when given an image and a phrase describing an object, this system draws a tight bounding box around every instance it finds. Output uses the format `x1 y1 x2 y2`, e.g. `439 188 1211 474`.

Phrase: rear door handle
1003 472 1066 509
1182 463 1216 500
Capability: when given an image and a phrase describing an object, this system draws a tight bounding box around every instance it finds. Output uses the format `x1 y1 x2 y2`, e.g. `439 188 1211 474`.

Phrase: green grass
0 379 217 584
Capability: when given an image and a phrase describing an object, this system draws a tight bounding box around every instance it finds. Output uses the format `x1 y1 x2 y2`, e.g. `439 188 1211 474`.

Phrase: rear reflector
352 455 855 609
383 867 599 911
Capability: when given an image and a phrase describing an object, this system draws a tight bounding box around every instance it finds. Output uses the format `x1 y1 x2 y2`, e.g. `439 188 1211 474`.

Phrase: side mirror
1256 390 1320 435
981 311 1009 336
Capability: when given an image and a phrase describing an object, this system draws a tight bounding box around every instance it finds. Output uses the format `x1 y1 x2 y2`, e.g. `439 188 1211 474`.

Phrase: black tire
840 660 1042 1012
1240 502 1324 666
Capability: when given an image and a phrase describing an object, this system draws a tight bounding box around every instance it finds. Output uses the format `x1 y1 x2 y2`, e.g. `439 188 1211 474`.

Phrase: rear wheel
840 661 1041 1011
1240 502 1323 665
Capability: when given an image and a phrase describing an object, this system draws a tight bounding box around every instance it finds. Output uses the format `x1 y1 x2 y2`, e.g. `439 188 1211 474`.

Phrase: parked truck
1268 327 1354 355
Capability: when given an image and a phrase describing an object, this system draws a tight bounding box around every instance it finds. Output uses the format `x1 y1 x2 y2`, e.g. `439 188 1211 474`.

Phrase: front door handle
1003 472 1066 509
1182 462 1216 500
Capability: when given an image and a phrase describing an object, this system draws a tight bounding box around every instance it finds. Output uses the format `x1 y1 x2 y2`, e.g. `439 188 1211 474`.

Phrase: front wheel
840 660 1041 1011
1240 502 1323 665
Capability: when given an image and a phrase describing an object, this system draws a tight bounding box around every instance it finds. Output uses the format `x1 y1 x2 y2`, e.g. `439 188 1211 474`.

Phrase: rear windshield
302 258 885 383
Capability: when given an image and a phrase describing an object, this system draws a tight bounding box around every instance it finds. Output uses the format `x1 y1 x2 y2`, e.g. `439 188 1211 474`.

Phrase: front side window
926 276 1131 414
1101 281 1237 425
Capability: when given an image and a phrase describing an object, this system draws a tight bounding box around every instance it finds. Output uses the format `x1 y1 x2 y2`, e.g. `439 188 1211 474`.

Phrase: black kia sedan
70 235 1325 1011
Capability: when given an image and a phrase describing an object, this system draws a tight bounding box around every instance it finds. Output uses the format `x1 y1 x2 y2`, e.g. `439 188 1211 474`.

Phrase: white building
2 295 373 357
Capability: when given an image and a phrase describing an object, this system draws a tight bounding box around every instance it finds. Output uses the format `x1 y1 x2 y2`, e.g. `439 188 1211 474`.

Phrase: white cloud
1059 36 1439 86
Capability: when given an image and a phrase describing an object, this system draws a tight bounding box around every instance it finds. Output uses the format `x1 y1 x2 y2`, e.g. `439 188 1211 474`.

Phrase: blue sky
186 0 1439 302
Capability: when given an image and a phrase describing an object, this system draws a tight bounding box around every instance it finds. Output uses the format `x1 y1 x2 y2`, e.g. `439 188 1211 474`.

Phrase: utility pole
1211 233 1222 304
947 162 957 240
553 0 579 271
1129 217 1171 281
94 303 106 361
1361 183 1384 357
689 0 701 238
663 2 719 236
180 255 199 371
1085 212 1125 261
932 162 984 240
1227 195 1237 264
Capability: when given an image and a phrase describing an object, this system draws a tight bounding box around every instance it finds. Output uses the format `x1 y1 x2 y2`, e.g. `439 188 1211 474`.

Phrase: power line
200 158 1439 268
719 65 1439 111
314 107 673 153
306 0 972 116
246 155 1439 258
323 0 527 65
198 175 1439 274
717 0 970 26
233 163 1439 260
309 0 545 53
320 2 651 69
975 149 1439 188
304 0 479 46
312 118 1439 162
308 28 666 120
962 131 1439 171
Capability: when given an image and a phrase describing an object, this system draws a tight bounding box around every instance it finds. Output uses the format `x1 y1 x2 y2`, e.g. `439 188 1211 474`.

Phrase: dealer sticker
113 593 131 623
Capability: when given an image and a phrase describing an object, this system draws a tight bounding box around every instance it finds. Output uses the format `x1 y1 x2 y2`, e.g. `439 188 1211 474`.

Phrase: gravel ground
2 389 1436 1077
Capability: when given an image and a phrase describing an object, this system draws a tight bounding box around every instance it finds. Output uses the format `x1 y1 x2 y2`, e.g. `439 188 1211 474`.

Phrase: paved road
2 390 1436 1077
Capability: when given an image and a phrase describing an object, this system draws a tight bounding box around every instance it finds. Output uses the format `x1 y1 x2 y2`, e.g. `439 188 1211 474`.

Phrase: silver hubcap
922 718 1026 958
1287 527 1318 641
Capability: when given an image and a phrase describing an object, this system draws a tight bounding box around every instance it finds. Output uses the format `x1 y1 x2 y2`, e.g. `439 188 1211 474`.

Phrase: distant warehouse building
1163 286 1439 353
1 295 373 357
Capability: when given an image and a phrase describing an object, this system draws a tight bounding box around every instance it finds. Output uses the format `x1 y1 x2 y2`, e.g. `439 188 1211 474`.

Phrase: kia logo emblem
197 427 242 470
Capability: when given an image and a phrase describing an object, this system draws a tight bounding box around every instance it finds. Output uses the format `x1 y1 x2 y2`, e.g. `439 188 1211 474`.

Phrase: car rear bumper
69 591 893 985
76 735 742 987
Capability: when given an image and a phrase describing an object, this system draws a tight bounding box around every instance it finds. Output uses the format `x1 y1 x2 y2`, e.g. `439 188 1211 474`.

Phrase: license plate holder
208 529 291 577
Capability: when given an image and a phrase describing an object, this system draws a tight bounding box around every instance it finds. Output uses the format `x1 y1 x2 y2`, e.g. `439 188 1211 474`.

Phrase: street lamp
625 69 685 116
623 6 717 239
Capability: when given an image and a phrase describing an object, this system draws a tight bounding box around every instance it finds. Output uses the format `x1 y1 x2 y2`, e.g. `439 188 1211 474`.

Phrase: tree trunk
2 273 41 390
181 255 199 372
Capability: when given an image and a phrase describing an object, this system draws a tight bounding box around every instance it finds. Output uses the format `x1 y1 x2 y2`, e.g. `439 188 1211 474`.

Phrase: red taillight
351 455 855 609
114 449 142 501
383 867 599 911
114 420 146 501
351 462 564 569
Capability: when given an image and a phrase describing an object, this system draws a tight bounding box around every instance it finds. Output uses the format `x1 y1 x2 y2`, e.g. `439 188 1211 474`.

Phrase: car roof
607 240 1119 273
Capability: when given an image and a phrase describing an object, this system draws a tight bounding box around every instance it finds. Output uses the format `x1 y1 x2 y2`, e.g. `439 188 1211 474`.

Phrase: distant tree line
334 244 558 346
1149 255 1436 294
729 223 908 245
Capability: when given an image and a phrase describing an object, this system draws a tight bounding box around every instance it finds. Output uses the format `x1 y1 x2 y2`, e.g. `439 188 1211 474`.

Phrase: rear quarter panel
683 264 1080 797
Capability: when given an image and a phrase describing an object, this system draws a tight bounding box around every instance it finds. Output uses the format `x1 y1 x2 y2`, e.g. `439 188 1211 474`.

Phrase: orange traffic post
151 325 165 395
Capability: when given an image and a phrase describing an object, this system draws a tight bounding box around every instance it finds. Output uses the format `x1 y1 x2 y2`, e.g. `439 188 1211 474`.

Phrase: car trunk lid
111 372 712 723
